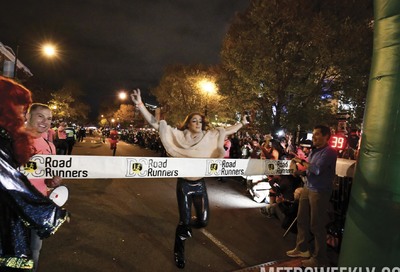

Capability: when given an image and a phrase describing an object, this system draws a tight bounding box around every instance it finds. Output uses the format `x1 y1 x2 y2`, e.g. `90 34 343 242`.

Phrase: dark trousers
174 178 210 262
55 139 68 155
176 178 209 228
66 139 75 155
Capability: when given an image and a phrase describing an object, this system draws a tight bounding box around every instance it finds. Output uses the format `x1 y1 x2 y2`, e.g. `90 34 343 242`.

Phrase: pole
283 217 297 238
13 45 19 79
295 124 300 146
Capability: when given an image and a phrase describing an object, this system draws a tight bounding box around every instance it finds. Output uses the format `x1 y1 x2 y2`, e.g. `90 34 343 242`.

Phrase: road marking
81 140 104 144
200 228 246 268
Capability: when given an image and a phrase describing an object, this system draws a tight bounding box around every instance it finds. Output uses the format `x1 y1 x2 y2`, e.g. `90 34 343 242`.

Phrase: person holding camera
131 89 248 269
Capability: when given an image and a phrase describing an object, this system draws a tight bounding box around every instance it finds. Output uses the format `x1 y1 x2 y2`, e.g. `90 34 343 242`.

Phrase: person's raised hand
130 89 143 106
241 112 250 125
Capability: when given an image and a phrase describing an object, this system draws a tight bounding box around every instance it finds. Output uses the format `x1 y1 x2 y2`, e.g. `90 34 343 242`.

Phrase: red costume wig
0 76 33 165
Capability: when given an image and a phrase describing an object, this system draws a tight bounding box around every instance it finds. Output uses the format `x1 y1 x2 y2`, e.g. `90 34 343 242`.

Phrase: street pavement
38 137 338 272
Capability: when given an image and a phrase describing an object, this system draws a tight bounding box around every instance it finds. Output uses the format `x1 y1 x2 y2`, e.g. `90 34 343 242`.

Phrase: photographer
261 174 302 218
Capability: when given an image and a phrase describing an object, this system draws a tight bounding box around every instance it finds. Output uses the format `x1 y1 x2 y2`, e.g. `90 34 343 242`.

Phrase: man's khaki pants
295 187 331 262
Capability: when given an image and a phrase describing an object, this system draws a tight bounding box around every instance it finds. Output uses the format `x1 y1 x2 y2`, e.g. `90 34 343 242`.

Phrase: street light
42 43 57 57
197 79 217 117
110 118 116 129
118 91 127 100
5 41 58 79
199 80 216 95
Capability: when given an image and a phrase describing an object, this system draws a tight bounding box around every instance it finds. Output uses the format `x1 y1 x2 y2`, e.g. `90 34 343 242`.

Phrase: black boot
174 234 185 269
174 224 192 269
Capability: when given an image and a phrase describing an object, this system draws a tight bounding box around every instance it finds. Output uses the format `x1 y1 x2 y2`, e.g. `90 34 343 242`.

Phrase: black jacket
0 130 68 270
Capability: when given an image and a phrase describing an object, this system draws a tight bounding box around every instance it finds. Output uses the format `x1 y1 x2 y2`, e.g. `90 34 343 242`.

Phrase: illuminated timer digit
331 135 346 149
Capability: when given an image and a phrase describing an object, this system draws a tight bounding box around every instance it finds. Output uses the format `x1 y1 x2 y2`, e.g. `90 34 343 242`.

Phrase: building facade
0 42 33 81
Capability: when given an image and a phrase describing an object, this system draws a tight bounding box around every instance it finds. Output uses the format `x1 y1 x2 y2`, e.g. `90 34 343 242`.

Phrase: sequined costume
0 129 69 271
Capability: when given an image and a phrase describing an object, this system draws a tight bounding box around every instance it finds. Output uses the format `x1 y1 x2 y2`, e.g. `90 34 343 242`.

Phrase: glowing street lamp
198 79 217 117
118 91 127 100
6 41 59 80
42 43 57 57
199 80 216 95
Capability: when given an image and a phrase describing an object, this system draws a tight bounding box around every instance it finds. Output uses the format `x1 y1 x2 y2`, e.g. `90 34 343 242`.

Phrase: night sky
1 0 249 119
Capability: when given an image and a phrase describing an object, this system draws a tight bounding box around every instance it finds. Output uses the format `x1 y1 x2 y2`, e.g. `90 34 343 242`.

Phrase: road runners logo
131 163 143 174
20 155 88 178
19 155 45 177
126 158 148 177
209 163 219 173
126 158 179 177
206 160 221 176
23 161 38 173
206 160 245 176
263 160 294 175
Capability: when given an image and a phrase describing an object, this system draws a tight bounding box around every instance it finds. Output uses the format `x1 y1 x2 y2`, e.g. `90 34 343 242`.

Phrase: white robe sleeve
158 120 226 158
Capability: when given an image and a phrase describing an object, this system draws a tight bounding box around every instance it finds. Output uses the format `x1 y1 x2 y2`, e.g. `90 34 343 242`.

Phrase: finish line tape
20 155 295 179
